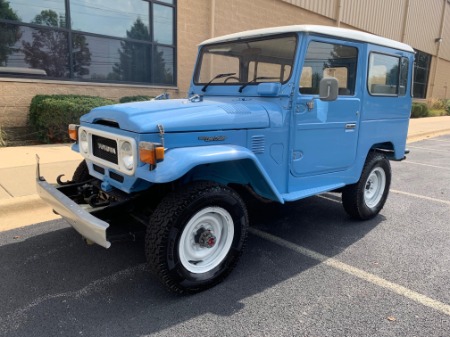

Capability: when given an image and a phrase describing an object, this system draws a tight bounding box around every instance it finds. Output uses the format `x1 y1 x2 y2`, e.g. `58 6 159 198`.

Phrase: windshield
194 34 298 87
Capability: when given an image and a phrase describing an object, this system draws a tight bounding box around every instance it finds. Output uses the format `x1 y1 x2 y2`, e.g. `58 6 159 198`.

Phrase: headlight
79 130 89 153
120 141 134 170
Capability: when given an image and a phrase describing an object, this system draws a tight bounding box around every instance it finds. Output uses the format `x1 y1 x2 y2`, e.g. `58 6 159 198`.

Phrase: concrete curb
0 195 60 231
406 129 450 144
0 194 42 208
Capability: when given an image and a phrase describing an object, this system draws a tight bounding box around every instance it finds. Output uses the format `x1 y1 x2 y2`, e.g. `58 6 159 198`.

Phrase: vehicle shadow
0 193 384 336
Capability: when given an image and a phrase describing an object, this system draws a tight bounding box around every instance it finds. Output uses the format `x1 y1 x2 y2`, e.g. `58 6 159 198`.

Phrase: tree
112 18 172 83
153 48 173 84
0 0 22 66
112 18 151 82
72 33 91 77
387 64 399 86
22 10 91 78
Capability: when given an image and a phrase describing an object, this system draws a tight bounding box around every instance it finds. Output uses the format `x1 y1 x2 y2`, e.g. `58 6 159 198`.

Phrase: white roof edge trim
199 25 414 53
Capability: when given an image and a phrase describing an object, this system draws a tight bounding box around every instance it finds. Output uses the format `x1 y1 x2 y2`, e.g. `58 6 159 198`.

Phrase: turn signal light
139 142 164 169
68 124 78 141
155 146 165 161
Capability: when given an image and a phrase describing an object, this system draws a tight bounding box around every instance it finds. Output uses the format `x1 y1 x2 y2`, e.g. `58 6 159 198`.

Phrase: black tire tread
72 160 91 182
342 152 391 220
145 181 248 294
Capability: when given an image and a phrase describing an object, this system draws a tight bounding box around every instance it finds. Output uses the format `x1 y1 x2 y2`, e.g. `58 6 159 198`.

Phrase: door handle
345 123 356 130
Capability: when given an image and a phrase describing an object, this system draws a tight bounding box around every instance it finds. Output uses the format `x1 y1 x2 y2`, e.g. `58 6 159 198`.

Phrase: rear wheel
146 181 248 294
342 152 391 220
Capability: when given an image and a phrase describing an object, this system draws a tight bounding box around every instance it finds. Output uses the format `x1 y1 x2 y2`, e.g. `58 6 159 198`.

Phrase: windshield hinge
157 124 165 147
188 94 203 103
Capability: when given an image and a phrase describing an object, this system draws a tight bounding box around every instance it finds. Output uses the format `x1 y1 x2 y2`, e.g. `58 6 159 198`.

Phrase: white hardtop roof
200 25 414 53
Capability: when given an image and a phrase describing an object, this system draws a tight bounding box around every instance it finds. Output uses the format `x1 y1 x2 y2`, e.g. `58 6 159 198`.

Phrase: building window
0 0 176 86
413 50 431 99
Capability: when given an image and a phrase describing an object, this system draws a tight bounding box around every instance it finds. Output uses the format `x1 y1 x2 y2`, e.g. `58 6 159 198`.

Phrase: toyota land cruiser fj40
37 25 414 293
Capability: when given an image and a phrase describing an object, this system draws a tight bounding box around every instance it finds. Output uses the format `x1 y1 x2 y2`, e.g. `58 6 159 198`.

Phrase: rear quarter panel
358 44 414 161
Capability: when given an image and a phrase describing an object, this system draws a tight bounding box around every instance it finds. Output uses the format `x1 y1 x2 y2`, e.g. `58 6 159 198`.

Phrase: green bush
446 100 450 115
426 97 446 110
0 125 6 147
29 95 115 143
119 95 153 103
411 102 429 118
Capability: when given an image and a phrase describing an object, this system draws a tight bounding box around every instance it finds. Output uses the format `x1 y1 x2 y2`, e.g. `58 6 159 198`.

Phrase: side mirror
319 77 338 101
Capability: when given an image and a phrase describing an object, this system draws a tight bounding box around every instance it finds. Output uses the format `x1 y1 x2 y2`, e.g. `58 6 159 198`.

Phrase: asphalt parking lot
1 135 449 337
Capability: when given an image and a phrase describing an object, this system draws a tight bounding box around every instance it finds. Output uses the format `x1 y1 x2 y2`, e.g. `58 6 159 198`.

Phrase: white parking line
391 190 450 205
408 146 449 153
250 227 450 316
424 138 450 143
403 161 450 171
321 191 450 206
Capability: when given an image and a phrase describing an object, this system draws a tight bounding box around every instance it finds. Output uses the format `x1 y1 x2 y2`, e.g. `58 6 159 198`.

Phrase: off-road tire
72 160 91 182
146 181 248 294
342 152 391 220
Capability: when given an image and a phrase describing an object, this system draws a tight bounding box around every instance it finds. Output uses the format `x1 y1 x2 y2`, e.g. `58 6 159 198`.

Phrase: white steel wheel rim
364 167 386 208
178 206 234 274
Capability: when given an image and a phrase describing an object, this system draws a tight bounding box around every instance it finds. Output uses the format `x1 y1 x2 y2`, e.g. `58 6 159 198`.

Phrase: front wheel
72 160 91 182
146 181 248 294
342 152 391 220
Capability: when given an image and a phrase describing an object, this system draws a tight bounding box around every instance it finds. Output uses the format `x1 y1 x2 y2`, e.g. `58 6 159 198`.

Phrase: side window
399 57 409 96
300 41 358 96
368 53 404 96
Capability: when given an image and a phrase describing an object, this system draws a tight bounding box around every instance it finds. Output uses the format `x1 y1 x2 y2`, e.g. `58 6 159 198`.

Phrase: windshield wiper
201 72 237 92
238 77 279 93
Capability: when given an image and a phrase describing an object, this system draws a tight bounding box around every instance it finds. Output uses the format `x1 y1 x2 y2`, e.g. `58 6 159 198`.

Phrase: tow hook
56 174 74 185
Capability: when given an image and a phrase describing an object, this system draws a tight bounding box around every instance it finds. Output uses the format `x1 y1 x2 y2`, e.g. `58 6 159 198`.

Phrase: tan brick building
1 0 450 135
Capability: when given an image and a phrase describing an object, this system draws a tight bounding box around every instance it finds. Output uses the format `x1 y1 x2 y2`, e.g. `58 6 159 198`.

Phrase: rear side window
399 57 409 96
368 53 409 96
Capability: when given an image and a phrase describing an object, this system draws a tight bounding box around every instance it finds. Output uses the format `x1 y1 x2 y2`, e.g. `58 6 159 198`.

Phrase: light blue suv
37 25 414 293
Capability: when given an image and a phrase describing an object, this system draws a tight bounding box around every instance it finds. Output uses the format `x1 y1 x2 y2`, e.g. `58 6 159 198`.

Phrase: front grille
109 171 124 183
92 135 118 164
93 164 105 174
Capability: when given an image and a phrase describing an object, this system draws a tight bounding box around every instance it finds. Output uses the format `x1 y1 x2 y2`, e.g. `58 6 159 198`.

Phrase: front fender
135 145 283 203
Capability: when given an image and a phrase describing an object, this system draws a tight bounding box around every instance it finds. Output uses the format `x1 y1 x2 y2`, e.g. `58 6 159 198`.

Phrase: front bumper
35 157 111 248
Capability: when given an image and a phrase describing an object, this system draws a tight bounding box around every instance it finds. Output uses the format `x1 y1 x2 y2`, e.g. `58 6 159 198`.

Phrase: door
291 39 361 177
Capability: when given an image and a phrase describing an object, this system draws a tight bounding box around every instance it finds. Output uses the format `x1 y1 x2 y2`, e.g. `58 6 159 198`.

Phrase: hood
80 98 270 133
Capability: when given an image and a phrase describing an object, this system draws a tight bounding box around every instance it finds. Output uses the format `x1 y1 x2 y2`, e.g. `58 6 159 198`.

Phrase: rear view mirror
319 77 338 101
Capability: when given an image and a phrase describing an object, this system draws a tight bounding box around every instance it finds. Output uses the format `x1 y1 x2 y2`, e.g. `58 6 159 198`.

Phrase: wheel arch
350 146 391 186
135 145 284 203
370 141 405 160
184 159 282 202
